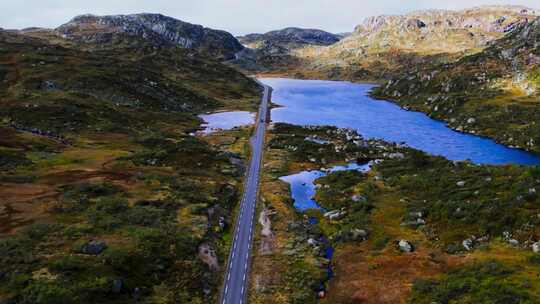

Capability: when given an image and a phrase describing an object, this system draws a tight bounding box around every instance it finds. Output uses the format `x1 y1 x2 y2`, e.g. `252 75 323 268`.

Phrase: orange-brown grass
326 179 463 304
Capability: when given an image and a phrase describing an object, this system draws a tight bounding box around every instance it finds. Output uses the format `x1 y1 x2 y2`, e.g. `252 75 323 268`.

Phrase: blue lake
260 78 540 165
198 111 255 134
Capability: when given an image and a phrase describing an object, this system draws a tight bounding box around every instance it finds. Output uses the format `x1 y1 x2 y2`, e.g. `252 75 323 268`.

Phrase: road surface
220 83 270 304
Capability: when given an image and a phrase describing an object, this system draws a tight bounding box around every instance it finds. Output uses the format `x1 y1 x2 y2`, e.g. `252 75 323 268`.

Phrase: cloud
2 0 539 35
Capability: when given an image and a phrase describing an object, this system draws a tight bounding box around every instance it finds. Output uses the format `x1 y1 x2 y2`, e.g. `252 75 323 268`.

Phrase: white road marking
221 85 270 304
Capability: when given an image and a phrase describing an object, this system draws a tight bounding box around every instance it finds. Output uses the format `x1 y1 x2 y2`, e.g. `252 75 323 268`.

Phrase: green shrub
49 255 87 272
22 281 76 304
408 261 536 304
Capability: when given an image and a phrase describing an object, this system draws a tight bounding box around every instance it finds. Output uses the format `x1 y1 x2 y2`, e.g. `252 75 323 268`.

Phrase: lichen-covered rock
398 239 414 253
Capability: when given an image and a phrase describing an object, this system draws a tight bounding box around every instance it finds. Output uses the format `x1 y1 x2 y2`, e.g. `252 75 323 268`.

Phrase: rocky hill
373 17 540 152
232 27 340 74
291 6 539 80
238 27 340 48
55 13 244 60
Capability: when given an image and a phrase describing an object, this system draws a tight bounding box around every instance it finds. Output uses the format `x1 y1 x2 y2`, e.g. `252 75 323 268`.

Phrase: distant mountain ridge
238 27 341 47
56 13 244 60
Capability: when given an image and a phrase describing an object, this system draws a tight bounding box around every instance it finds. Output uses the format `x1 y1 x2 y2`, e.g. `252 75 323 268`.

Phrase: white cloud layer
2 0 539 35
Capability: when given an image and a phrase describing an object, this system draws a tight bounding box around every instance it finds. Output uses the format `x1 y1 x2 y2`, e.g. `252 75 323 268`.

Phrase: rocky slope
289 6 539 80
373 17 540 153
55 13 244 60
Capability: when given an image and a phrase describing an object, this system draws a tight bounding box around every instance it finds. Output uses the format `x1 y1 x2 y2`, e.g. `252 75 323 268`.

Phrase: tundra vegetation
0 28 260 303
250 123 540 304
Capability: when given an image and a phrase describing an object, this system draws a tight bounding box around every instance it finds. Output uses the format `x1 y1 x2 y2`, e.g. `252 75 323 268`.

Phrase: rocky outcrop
56 13 243 60
258 207 275 254
198 243 219 271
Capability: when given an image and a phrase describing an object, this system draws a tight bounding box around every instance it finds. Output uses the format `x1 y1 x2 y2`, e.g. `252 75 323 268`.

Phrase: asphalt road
220 83 270 304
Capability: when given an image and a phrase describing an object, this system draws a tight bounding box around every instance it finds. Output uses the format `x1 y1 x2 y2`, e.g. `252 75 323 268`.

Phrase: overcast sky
2 0 539 35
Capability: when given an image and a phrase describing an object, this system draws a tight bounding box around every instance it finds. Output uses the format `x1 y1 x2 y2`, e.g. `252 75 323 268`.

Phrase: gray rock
80 240 107 255
398 240 414 253
351 195 367 202
409 211 424 218
456 181 466 187
532 242 540 254
462 238 474 251
324 209 346 220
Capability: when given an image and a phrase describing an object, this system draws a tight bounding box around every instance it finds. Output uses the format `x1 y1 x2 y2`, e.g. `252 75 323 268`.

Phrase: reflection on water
198 111 255 134
280 163 372 211
260 78 540 165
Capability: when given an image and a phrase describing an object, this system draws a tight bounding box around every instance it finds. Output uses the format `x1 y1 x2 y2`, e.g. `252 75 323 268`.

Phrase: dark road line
220 82 270 304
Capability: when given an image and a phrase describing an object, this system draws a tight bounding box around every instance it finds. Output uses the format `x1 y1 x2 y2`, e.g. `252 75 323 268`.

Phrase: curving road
220 82 271 304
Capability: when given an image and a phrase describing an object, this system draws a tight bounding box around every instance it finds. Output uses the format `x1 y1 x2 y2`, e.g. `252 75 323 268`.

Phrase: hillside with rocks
288 6 539 80
0 19 260 303
232 27 341 73
373 16 540 153
53 13 244 60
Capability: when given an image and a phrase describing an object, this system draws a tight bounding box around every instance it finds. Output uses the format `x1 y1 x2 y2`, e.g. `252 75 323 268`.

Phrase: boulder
462 238 474 251
80 240 107 255
351 195 367 202
409 211 424 218
324 210 346 220
307 238 318 246
532 242 540 254
398 240 414 253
